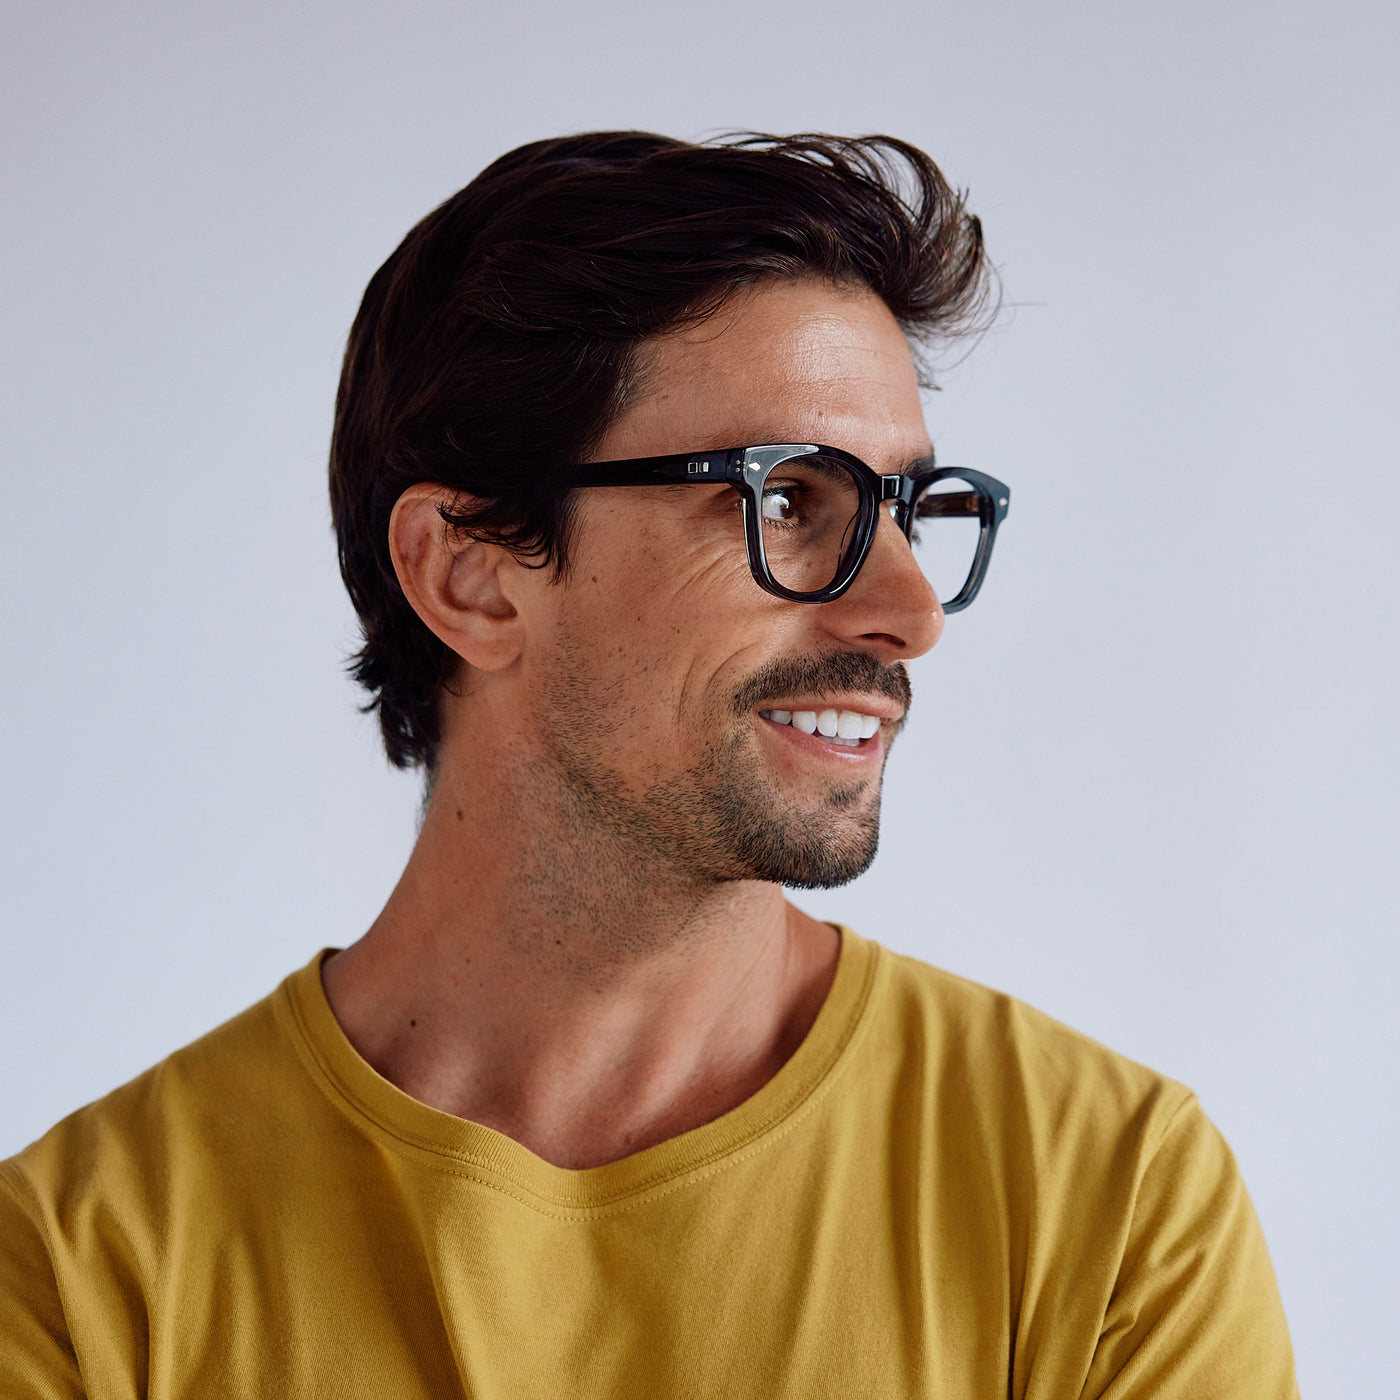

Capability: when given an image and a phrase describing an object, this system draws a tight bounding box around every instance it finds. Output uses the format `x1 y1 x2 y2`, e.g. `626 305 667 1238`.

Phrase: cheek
543 496 807 734
572 523 754 647
553 549 774 724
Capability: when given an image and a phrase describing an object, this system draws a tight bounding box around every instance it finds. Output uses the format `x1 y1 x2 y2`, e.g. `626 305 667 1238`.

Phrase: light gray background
2 1 1396 1393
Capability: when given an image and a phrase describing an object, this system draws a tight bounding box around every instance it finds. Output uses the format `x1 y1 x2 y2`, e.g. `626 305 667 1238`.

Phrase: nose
820 507 943 659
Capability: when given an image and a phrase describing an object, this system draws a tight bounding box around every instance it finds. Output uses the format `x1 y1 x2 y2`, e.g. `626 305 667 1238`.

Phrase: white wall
2 1 1395 1393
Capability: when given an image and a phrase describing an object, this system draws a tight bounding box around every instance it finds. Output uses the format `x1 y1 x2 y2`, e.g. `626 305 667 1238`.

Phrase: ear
388 484 525 673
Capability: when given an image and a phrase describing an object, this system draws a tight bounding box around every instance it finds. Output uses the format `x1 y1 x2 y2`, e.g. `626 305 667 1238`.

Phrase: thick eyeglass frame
566 443 1011 610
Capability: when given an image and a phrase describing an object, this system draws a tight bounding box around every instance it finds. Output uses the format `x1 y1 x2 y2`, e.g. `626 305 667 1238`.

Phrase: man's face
514 277 942 890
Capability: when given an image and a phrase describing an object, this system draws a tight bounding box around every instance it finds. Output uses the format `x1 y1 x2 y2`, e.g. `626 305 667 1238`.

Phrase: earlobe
388 484 524 673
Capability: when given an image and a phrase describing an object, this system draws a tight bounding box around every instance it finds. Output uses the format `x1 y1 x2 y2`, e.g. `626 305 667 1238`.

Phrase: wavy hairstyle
329 131 994 769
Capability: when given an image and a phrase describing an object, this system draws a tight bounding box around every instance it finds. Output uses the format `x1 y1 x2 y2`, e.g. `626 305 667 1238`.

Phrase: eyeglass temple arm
899 470 1012 522
880 475 984 522
913 491 982 518
565 450 745 489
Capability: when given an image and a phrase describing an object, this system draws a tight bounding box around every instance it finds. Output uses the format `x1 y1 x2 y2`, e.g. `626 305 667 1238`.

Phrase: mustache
731 650 913 719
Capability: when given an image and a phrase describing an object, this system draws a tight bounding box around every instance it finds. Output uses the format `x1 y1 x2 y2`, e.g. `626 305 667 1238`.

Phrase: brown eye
761 483 799 522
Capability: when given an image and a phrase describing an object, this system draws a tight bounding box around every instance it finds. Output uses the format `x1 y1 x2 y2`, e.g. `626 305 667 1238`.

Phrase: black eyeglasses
567 443 1010 610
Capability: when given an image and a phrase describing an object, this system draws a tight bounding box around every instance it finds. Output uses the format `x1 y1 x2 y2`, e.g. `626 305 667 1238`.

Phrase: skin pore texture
322 277 944 1170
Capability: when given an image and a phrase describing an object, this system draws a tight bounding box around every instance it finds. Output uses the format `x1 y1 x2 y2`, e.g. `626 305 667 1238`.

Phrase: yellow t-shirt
1 930 1296 1398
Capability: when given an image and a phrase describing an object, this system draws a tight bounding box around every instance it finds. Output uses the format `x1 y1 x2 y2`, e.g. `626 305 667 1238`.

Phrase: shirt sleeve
0 1165 87 1400
1079 1096 1299 1399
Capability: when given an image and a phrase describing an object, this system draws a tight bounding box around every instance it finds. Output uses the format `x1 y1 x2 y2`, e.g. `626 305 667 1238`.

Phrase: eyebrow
890 448 936 475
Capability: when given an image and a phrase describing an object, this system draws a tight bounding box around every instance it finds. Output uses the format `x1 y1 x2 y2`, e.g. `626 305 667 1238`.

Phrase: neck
322 741 840 1170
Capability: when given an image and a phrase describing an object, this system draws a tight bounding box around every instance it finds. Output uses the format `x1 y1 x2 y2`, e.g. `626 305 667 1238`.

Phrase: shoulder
1 968 316 1248
846 935 1212 1252
0 975 312 1397
865 938 1193 1141
843 937 1296 1394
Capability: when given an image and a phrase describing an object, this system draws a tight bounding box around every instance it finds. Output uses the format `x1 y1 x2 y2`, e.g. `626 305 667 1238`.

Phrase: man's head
330 131 992 776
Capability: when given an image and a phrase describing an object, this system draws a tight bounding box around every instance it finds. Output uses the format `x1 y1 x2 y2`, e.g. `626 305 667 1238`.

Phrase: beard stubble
539 646 913 893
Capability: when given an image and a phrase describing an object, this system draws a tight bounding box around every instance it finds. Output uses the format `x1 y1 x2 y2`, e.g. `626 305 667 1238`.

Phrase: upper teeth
761 708 883 744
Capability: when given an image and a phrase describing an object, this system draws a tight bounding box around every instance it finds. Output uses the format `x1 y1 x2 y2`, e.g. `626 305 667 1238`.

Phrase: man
1 132 1296 1396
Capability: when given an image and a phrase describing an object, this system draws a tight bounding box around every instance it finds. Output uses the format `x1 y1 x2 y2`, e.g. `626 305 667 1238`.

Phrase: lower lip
759 715 885 765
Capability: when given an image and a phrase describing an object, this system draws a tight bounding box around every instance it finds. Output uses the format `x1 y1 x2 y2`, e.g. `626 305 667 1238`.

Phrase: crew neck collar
279 926 883 1216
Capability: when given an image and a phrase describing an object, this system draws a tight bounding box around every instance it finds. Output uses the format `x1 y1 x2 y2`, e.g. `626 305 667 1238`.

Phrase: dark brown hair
329 131 993 770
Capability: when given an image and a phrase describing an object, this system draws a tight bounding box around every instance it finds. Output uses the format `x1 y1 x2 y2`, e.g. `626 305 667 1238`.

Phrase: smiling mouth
759 707 885 748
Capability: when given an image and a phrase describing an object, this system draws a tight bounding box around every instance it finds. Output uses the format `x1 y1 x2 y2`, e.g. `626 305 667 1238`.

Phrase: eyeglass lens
757 453 864 595
757 454 985 603
907 477 985 606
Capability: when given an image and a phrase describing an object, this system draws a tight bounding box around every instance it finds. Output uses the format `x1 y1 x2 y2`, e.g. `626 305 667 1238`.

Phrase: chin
777 840 879 891
713 790 883 890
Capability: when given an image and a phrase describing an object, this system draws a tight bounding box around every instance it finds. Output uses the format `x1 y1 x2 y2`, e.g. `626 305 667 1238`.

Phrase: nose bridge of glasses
878 474 916 536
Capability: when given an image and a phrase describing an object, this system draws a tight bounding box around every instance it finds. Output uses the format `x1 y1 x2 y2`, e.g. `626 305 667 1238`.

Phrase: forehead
594 277 932 469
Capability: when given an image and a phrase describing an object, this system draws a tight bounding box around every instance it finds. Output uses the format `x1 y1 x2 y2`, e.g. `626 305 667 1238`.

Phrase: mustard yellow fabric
1 930 1297 1398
